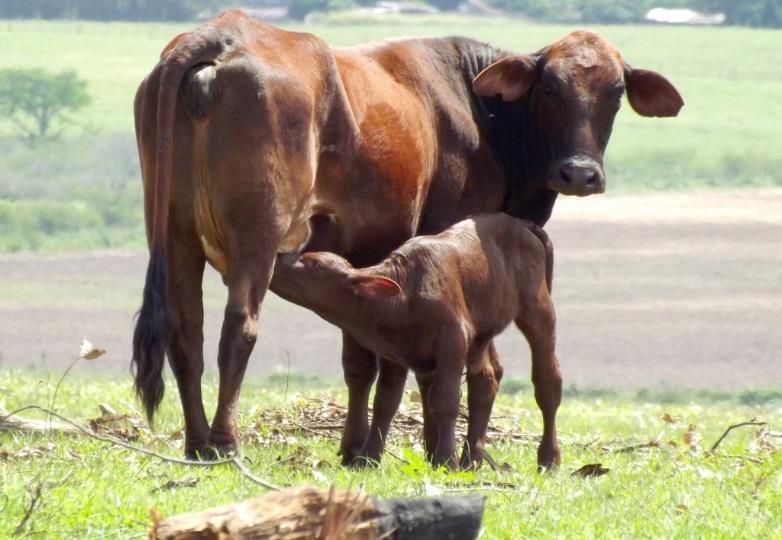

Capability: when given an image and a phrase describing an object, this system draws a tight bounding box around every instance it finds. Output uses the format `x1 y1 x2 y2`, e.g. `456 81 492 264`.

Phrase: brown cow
131 9 682 461
273 214 556 469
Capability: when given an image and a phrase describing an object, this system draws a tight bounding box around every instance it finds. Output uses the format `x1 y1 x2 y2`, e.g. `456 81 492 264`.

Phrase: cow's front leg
356 359 408 466
339 333 378 466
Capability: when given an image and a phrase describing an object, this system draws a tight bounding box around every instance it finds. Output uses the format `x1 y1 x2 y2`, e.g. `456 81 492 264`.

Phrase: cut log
151 486 484 540
0 408 80 435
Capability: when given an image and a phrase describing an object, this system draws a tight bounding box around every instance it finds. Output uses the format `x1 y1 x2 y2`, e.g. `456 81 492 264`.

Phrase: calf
273 213 559 469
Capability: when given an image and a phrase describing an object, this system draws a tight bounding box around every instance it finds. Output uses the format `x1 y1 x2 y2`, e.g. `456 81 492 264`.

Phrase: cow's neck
457 40 558 226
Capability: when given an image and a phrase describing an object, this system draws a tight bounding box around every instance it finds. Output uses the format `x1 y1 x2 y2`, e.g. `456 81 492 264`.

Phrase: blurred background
0 0 780 393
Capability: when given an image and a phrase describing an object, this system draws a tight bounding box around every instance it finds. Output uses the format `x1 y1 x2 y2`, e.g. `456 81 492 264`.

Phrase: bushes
483 0 782 27
0 134 145 252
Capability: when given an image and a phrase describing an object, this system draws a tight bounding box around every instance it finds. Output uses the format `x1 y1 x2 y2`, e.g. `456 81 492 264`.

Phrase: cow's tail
132 30 224 426
524 221 554 293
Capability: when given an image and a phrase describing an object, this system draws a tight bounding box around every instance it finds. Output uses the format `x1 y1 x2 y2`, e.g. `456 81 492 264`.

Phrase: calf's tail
131 29 224 426
524 221 554 293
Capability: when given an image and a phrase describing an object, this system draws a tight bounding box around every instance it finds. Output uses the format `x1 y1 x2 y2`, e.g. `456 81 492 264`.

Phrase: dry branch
708 418 769 453
151 486 485 540
0 405 279 491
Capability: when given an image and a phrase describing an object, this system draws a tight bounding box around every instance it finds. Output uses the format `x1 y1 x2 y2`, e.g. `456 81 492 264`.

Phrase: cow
131 9 682 464
273 214 555 469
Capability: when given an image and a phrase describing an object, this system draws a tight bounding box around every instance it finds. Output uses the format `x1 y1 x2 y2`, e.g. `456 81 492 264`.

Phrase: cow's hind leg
460 341 503 470
166 232 210 459
515 291 561 470
206 244 281 456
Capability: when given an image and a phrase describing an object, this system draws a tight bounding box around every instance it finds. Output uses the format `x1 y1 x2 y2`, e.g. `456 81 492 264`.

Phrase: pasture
1 370 780 538
1 14 781 539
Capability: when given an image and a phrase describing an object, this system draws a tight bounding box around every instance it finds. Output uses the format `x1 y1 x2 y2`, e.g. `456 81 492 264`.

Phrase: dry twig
708 418 769 453
13 481 43 536
1 405 279 491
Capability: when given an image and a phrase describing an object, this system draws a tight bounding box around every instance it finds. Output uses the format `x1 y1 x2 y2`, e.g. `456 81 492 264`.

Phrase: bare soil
1 190 780 390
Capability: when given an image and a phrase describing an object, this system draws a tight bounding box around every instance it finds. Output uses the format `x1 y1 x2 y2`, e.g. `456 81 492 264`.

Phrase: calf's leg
516 291 561 470
415 370 437 460
357 359 408 466
460 341 503 470
339 334 378 465
424 334 467 469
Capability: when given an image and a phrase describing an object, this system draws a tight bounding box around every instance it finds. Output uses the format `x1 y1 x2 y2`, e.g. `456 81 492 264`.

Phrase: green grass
1 369 780 538
0 17 780 252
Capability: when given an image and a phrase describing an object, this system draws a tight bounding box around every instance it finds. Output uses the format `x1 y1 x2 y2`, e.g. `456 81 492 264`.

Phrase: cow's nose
561 164 597 187
550 161 605 196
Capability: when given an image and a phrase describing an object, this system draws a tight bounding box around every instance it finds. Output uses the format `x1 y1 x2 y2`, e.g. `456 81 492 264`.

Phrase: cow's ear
349 275 402 299
473 55 538 102
625 66 684 118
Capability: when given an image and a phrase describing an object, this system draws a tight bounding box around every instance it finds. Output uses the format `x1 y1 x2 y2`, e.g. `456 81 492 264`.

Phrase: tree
0 68 90 141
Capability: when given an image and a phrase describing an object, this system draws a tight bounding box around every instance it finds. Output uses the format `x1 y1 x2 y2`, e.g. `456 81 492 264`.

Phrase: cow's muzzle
547 157 605 196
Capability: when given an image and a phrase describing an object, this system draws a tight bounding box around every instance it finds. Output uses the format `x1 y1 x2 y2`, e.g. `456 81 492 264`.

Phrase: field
1 370 780 538
1 15 781 539
0 17 781 251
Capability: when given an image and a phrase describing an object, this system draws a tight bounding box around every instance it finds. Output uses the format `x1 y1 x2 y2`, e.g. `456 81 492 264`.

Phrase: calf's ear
625 66 684 118
349 275 402 299
473 55 537 102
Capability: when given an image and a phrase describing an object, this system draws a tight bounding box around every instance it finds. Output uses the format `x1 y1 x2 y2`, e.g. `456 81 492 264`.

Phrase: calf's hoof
338 446 381 469
537 443 561 472
429 453 458 471
459 442 486 471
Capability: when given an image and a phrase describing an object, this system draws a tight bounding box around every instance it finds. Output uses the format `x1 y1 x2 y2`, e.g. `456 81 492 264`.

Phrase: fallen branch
152 486 485 540
708 418 769 454
0 406 80 435
1 405 279 491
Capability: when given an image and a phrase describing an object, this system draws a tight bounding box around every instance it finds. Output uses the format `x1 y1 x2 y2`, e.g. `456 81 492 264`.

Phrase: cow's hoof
184 445 209 461
205 431 239 460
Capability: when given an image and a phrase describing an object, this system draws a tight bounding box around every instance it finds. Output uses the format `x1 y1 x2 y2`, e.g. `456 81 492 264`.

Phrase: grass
1 369 780 538
0 17 780 252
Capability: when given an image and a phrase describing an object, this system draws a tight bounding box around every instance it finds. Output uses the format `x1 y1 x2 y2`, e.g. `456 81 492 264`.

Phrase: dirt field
1 190 780 390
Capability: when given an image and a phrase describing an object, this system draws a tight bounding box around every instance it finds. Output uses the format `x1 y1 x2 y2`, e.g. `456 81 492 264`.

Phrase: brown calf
273 213 557 469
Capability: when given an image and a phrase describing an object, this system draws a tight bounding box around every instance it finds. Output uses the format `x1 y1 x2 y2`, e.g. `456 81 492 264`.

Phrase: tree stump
151 486 484 539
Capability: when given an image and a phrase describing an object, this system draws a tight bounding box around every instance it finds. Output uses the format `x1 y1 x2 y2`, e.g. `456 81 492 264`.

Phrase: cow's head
473 30 683 196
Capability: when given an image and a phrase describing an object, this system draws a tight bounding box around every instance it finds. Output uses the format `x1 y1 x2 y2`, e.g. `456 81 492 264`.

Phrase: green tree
0 69 90 141
696 0 782 28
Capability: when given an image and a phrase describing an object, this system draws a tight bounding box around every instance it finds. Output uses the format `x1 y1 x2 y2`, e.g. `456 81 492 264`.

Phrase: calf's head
473 30 683 196
275 252 401 314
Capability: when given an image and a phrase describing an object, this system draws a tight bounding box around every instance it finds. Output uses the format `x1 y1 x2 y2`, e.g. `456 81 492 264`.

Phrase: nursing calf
273 213 559 469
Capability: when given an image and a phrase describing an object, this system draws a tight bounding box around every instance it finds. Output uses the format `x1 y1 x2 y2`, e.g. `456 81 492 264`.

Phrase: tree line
0 0 779 27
